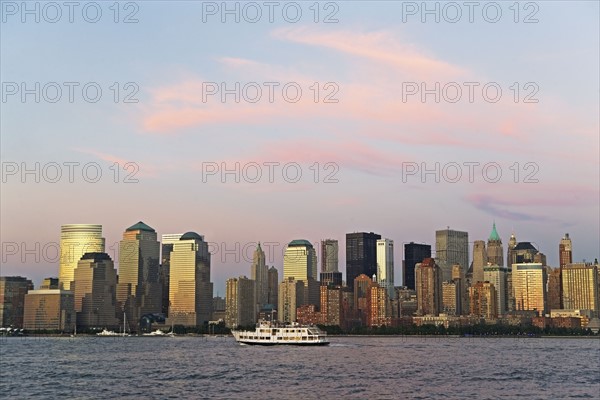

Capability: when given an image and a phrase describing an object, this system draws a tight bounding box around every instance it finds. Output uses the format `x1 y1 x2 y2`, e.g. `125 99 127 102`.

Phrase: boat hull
235 339 329 346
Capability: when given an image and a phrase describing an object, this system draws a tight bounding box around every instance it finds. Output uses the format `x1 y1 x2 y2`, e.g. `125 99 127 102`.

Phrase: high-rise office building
442 280 460 315
320 271 343 287
546 267 562 311
559 234 573 268
278 277 304 323
354 273 373 320
435 228 469 282
506 233 517 312
452 264 467 315
320 285 343 326
321 239 339 273
484 263 507 316
225 276 256 328
472 240 486 283
469 282 498 319
72 252 118 329
487 223 504 267
510 242 539 265
0 276 33 328
283 240 318 307
250 243 269 311
376 239 395 299
267 266 279 306
415 258 442 316
368 283 391 327
160 233 183 316
559 233 573 308
168 232 213 326
58 224 105 290
512 262 547 315
23 289 74 332
283 240 317 281
117 222 161 329
346 232 381 289
403 242 431 290
562 263 599 315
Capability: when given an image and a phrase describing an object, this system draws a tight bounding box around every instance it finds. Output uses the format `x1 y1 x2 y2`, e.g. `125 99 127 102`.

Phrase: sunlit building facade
376 239 395 299
72 252 118 329
167 232 213 327
469 282 498 319
225 276 256 328
278 277 304 323
512 263 547 315
23 289 74 332
415 258 442 316
484 263 507 316
58 224 105 290
562 263 599 315
0 276 33 328
250 243 268 312
117 221 161 329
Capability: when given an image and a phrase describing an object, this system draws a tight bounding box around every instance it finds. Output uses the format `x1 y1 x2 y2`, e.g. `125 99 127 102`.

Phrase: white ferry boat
232 321 329 346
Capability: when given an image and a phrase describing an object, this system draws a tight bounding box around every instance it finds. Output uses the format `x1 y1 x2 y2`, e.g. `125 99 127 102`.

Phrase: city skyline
2 2 598 298
3 219 598 297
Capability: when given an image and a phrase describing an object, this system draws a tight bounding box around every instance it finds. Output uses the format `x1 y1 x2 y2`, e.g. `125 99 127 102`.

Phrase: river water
1 336 598 399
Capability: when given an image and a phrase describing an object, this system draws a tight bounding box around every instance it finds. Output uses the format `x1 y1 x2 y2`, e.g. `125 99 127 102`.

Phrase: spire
488 221 501 242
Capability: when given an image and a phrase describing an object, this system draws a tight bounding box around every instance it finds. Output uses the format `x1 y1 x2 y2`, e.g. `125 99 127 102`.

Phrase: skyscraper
160 233 183 316
225 276 256 328
472 240 486 283
346 232 381 289
376 239 395 299
546 267 562 311
483 263 508 316
117 221 161 329
283 240 317 281
415 258 442 316
250 243 269 312
506 233 517 312
0 276 33 328
469 282 498 319
168 232 213 326
512 262 547 315
278 277 304 323
487 222 504 267
435 228 468 282
403 242 431 290
58 224 105 290
321 239 339 272
283 240 318 307
559 233 573 308
562 263 599 314
72 252 118 329
267 266 279 306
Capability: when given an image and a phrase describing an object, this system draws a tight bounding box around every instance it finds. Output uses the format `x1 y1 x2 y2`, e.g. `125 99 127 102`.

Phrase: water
1 336 599 399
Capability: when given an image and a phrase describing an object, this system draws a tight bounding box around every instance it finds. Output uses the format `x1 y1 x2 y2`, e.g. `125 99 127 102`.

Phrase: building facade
72 252 118 329
321 239 339 273
278 277 304 323
562 263 599 315
250 243 269 312
376 239 395 299
483 263 507 316
23 289 74 331
168 232 213 327
117 221 161 330
435 228 469 282
512 262 547 315
0 276 33 328
225 276 256 328
346 232 381 289
415 258 442 316
58 224 105 290
403 242 431 291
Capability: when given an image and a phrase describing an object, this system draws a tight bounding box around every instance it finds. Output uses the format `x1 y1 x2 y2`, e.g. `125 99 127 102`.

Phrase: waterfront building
278 277 304 323
160 233 183 316
117 221 161 330
435 228 468 282
469 282 498 319
562 263 599 315
484 263 508 316
0 276 33 328
512 262 547 315
415 258 442 316
167 232 213 327
23 289 74 331
72 252 118 329
225 276 256 328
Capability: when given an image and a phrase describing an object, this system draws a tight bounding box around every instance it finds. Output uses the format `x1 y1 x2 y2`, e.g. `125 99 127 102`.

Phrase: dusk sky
1 1 598 294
